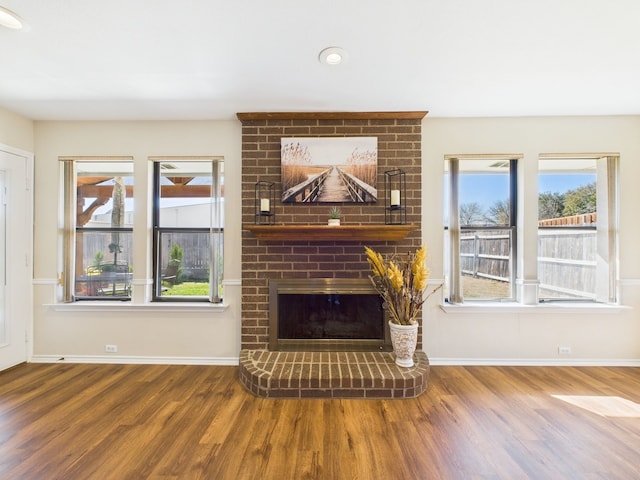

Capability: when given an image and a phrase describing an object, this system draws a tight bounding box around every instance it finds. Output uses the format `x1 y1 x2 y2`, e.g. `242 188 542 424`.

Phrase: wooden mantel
244 224 418 242
236 111 428 121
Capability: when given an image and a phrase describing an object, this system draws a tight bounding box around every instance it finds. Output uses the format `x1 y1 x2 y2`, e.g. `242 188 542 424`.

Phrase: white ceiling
1 0 639 121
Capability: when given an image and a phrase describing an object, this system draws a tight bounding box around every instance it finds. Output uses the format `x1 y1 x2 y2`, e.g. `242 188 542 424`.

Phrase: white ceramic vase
327 218 340 226
388 321 418 367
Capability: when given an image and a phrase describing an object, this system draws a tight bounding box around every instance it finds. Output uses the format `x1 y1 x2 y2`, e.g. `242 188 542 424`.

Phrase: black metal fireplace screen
269 278 391 351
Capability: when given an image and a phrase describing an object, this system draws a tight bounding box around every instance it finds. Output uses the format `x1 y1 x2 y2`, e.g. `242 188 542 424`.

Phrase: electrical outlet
105 344 118 353
558 346 571 355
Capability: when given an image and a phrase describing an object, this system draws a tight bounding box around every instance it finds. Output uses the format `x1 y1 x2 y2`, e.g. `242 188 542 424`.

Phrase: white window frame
60 156 134 303
445 154 520 304
150 157 224 303
444 152 619 308
60 155 226 306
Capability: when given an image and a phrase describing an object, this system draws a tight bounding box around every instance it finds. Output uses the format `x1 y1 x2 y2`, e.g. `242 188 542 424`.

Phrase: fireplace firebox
269 278 391 352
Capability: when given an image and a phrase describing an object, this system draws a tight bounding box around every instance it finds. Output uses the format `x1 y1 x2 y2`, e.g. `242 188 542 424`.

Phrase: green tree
168 242 184 283
538 191 565 220
91 251 104 269
563 182 596 216
169 242 183 265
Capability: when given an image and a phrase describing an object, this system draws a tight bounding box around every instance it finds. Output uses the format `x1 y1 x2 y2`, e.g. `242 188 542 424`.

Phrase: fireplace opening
269 278 391 352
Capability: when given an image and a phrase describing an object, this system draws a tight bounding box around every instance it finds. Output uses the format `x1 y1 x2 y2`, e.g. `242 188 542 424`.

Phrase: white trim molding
439 302 629 314
31 355 240 366
45 302 230 313
428 358 640 367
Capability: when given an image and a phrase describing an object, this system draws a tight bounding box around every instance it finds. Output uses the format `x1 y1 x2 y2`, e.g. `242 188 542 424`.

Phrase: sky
458 173 596 207
538 174 595 195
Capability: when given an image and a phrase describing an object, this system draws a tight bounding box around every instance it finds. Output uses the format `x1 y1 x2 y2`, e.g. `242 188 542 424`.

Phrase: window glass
74 161 134 300
458 161 511 227
153 160 224 302
538 158 598 301
445 157 516 302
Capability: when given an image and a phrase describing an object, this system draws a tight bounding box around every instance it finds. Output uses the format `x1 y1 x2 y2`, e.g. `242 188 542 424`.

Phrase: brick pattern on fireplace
239 350 430 399
239 112 425 350
237 112 427 398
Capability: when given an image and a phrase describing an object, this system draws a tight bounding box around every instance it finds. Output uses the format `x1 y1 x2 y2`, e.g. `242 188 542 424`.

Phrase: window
152 158 224 302
445 156 518 303
538 155 618 303
61 156 225 305
444 153 619 306
62 158 134 301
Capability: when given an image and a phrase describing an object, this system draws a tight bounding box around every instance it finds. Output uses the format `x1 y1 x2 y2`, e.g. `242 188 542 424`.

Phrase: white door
0 147 33 371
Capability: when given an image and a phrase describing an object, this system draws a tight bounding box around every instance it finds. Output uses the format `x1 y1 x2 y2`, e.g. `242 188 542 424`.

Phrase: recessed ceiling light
0 6 24 29
319 47 348 66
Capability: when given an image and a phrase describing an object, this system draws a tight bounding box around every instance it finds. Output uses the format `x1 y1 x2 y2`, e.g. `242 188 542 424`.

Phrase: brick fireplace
237 111 429 398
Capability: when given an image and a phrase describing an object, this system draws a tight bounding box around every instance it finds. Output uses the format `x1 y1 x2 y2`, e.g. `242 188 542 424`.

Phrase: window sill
46 302 229 313
439 302 628 315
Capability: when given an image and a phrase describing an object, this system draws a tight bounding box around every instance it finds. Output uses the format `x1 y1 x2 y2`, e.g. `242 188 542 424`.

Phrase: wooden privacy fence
160 232 222 281
80 232 134 271
537 212 597 227
460 229 597 298
537 229 596 298
82 231 223 281
460 231 511 282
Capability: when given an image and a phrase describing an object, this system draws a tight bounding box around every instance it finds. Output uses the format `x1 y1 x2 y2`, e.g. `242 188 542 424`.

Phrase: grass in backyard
163 282 210 296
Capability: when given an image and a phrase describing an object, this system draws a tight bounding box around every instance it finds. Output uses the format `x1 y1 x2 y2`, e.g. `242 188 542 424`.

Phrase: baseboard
30 355 639 368
30 355 240 366
429 358 640 367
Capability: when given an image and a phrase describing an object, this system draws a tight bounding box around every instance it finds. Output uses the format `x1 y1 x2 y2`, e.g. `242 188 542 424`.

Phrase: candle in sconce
260 198 270 213
390 189 401 207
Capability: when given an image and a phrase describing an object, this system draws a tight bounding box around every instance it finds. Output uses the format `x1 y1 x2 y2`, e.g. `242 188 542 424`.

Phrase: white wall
422 116 640 364
29 116 640 364
32 121 242 362
0 107 33 152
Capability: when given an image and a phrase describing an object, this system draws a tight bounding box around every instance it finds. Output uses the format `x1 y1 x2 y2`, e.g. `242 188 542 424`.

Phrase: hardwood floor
1 363 639 479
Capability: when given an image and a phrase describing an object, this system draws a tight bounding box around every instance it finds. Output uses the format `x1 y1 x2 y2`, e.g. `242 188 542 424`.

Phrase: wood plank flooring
1 363 639 479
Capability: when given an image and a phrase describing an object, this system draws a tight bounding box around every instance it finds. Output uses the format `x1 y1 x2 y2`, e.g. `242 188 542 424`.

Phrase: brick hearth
239 350 430 399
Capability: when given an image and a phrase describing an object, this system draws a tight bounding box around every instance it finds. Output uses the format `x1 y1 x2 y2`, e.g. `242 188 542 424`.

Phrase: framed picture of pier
280 137 378 203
